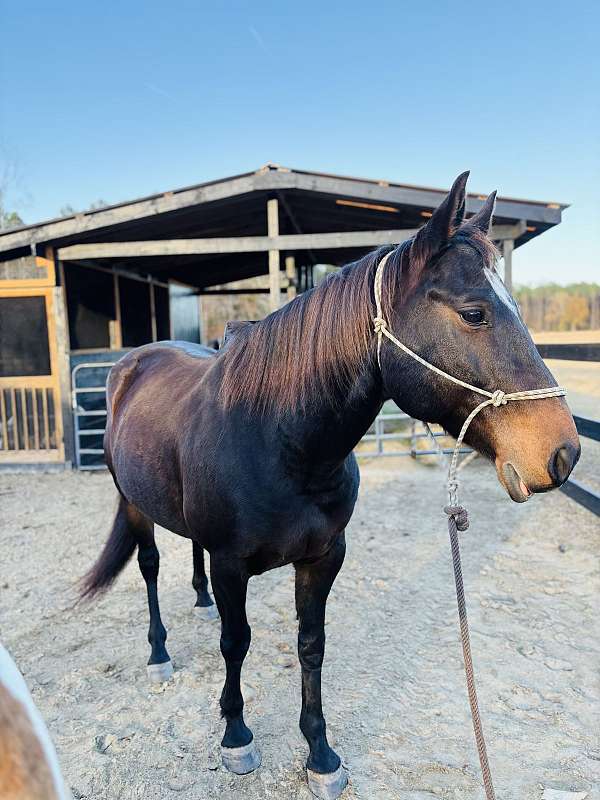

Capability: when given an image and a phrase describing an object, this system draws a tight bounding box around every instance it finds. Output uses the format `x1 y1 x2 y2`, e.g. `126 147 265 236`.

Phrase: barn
0 163 566 469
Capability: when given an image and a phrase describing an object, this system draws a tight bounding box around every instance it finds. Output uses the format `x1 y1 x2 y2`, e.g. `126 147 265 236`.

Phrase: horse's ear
465 191 497 235
411 171 469 266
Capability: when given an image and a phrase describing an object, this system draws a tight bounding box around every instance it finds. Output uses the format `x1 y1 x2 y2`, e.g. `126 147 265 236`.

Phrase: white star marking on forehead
484 266 519 316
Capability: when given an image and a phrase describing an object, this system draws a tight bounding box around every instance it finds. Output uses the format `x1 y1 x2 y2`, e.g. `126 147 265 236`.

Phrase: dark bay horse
81 172 579 799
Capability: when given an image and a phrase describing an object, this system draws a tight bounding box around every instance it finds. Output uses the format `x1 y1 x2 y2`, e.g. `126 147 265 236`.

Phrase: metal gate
71 362 114 470
357 410 471 459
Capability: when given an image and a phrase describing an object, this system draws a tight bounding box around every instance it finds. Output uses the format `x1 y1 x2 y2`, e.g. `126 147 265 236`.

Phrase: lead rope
373 251 566 800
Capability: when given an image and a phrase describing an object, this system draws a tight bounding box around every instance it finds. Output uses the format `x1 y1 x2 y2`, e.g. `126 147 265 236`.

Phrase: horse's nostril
549 444 578 486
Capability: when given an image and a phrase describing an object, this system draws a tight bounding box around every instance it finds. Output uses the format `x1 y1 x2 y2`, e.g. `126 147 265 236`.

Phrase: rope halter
372 249 567 508
373 248 567 800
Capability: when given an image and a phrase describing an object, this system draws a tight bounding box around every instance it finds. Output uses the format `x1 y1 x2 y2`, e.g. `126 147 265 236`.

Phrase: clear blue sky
1 0 598 285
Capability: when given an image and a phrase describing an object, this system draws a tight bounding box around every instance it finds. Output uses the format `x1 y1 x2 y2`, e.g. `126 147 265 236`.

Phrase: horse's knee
298 629 325 670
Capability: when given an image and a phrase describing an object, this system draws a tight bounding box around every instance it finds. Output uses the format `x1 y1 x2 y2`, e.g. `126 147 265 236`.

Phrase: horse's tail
79 495 138 600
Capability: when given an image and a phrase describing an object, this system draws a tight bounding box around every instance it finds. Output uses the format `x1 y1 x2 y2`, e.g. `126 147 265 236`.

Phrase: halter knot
373 316 387 335
444 505 470 532
490 390 507 407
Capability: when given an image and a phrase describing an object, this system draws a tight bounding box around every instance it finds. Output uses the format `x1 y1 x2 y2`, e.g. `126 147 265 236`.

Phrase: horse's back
0 644 70 799
107 340 215 419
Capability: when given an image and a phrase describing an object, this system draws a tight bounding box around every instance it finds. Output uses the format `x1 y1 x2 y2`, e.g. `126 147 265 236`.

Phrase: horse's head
380 172 580 502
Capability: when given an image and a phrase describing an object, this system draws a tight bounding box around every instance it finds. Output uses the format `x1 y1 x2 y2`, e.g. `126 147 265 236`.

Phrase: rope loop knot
447 478 459 494
373 316 387 335
490 390 507 407
444 505 470 532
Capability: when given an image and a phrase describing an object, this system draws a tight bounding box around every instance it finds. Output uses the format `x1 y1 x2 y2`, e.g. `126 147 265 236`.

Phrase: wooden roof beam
58 229 420 260
57 223 523 261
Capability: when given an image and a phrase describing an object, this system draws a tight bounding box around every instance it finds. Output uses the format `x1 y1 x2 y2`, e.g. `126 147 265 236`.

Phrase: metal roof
0 164 567 289
0 163 566 242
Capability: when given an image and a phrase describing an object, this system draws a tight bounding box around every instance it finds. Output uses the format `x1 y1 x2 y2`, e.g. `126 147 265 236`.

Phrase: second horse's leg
211 557 260 775
295 533 347 800
192 541 218 620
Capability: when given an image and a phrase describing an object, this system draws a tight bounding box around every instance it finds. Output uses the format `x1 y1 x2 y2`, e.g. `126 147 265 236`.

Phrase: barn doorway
0 285 65 464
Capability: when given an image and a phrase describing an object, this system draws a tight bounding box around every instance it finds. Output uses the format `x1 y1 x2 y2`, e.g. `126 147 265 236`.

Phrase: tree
0 150 27 230
564 295 590 330
0 205 24 230
513 283 600 332
59 199 109 216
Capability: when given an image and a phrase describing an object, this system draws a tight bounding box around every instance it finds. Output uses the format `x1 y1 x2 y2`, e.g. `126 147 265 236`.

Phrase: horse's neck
280 356 384 469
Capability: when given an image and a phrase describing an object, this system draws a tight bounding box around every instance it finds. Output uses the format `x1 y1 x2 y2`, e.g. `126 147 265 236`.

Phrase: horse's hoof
221 739 261 774
307 764 348 800
146 660 173 683
194 604 219 621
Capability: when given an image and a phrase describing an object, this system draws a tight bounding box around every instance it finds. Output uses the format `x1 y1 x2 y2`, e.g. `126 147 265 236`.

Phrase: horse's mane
218 226 498 415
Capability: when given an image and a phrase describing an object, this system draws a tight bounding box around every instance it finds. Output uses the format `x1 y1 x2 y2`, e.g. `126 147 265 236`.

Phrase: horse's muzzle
499 438 580 502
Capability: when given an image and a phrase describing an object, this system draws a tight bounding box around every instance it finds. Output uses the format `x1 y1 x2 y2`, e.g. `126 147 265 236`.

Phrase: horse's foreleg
211 558 260 774
294 533 347 800
192 541 218 620
131 507 172 684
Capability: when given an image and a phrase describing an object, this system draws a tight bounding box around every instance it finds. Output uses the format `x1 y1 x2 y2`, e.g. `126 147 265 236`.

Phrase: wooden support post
149 282 158 342
267 198 280 312
46 245 74 465
285 255 296 301
503 239 514 292
110 272 123 349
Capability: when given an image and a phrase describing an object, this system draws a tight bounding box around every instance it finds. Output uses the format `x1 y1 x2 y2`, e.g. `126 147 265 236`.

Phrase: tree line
514 283 600 332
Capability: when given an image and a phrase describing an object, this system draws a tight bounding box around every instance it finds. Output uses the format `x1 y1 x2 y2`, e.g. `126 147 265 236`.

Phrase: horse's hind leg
294 533 348 800
192 541 218 620
128 505 173 683
211 557 260 775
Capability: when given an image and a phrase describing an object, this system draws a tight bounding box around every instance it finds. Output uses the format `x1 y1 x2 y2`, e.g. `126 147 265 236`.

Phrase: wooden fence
0 382 59 457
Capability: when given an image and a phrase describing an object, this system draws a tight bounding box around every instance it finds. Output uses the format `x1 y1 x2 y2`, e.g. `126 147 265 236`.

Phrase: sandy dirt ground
1 458 598 800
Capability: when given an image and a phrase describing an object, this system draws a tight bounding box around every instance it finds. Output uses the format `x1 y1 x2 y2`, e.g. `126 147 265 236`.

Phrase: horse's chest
243 484 356 574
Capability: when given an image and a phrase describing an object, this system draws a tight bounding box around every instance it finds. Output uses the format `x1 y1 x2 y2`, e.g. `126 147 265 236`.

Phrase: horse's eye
459 309 486 326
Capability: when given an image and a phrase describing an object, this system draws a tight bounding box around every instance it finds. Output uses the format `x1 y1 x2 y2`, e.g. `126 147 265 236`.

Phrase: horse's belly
106 365 194 535
111 437 189 536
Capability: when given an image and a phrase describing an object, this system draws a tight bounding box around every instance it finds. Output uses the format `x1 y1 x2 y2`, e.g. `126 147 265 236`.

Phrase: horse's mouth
501 462 532 503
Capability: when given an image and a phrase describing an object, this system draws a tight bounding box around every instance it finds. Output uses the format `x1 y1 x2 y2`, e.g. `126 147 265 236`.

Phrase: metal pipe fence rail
356 411 472 459
69 369 469 470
